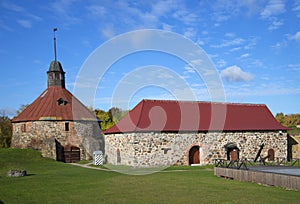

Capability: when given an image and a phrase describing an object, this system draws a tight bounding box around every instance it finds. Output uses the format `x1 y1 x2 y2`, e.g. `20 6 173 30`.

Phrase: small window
65 122 69 131
57 98 67 106
21 123 26 132
117 149 121 163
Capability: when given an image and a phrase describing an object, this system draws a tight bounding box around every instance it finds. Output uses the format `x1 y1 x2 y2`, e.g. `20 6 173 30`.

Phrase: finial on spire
53 28 58 61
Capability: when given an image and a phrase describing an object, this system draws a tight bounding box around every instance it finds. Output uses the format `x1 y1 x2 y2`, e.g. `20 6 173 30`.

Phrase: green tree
275 113 285 125
94 108 129 131
108 107 128 123
276 113 300 127
0 114 12 148
94 109 114 131
16 104 28 115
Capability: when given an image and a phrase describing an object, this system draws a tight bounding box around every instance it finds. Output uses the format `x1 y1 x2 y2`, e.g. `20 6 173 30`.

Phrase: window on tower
65 122 69 131
21 123 26 132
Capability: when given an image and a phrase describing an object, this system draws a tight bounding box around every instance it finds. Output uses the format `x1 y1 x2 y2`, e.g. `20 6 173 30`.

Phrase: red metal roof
12 86 97 122
104 99 289 134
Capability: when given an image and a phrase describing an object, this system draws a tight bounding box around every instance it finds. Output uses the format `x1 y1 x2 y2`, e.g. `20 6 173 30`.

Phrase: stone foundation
104 131 287 167
12 120 104 161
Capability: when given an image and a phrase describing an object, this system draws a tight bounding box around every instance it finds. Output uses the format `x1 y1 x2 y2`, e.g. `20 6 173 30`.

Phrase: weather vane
53 28 58 61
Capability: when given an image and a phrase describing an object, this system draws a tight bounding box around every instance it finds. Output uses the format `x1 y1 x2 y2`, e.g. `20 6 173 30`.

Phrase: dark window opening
65 122 69 131
117 149 121 163
21 123 26 132
57 98 67 106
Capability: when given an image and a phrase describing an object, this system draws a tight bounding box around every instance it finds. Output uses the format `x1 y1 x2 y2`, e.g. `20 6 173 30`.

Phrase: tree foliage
0 114 12 148
16 104 28 115
94 107 128 131
275 113 300 127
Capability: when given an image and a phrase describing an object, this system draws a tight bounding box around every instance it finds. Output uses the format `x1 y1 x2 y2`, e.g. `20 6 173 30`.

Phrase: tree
108 107 128 123
94 109 114 131
16 104 28 115
276 113 300 127
94 108 129 131
275 113 285 125
0 114 12 148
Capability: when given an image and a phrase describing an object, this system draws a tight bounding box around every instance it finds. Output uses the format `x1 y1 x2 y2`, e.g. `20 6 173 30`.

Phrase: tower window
65 122 69 131
21 123 26 132
57 98 67 105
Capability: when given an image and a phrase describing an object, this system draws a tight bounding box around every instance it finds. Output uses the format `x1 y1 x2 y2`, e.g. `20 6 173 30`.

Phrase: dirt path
69 162 112 171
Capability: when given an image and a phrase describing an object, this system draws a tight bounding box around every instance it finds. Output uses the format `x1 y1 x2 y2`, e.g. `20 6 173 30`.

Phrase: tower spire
47 27 65 88
53 28 58 61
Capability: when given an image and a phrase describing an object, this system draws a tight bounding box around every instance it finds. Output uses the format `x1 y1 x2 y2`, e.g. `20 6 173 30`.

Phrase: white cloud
293 0 300 17
151 0 175 16
172 9 199 26
1 1 25 12
244 37 259 50
268 18 284 30
290 31 300 42
230 47 241 52
102 26 115 39
162 23 173 31
211 38 245 48
271 40 287 51
184 65 196 74
216 59 227 68
225 33 235 38
86 5 106 17
260 0 286 19
287 64 300 71
17 19 32 28
183 27 197 39
221 65 254 82
50 0 81 25
260 0 286 30
240 53 250 58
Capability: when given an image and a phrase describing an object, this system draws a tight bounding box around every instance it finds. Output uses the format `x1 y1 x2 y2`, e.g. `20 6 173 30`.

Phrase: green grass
1 149 300 204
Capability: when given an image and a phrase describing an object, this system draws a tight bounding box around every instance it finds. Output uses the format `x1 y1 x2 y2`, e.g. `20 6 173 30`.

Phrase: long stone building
104 99 289 167
11 59 104 162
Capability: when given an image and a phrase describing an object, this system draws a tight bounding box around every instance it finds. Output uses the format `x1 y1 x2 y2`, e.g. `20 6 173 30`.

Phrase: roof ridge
142 99 265 106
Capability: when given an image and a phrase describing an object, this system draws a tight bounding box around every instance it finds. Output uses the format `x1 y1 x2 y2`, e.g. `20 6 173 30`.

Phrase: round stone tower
11 29 104 162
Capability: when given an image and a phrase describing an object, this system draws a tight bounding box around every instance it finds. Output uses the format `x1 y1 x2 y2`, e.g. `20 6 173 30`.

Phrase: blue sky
0 0 299 117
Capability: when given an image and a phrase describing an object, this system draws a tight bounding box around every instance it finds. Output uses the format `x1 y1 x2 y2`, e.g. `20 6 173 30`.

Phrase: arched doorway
268 149 275 161
224 143 240 161
189 146 200 165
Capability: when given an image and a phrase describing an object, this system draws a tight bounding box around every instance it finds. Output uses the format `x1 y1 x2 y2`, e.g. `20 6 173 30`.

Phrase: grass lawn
0 149 299 204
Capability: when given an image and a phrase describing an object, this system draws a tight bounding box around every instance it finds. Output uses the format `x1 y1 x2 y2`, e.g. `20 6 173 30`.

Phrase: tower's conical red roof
12 86 97 122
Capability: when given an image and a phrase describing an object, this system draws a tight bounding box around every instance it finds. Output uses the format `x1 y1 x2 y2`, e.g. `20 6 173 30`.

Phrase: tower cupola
47 60 65 88
47 28 65 88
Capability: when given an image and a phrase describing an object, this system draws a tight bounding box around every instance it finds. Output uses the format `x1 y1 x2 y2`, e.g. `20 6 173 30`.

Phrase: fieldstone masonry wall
105 131 287 167
12 121 104 160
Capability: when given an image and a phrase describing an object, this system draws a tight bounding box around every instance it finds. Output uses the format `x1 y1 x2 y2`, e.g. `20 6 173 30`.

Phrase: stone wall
290 135 300 158
12 120 104 160
104 131 287 167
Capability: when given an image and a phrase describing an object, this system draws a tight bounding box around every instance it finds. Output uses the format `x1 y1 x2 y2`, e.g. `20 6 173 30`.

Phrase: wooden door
268 149 275 161
193 149 200 164
230 149 238 161
64 146 80 163
189 146 200 165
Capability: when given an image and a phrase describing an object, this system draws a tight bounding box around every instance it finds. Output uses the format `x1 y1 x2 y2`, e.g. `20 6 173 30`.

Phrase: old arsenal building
104 99 289 167
11 59 104 162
